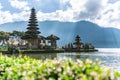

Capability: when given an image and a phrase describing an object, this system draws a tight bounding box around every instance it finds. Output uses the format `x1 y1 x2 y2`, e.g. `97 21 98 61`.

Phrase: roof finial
31 7 35 10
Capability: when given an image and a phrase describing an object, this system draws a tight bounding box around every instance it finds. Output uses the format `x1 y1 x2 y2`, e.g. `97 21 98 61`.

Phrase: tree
10 31 25 45
73 35 83 49
10 30 25 39
84 43 95 49
0 31 10 45
84 43 90 49
21 8 40 47
67 43 71 49
10 31 25 37
70 43 73 49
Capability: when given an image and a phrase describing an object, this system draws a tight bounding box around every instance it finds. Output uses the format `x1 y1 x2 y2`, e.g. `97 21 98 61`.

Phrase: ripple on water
57 49 120 72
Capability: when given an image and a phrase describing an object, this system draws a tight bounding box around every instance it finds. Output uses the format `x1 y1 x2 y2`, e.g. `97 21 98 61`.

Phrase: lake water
23 48 120 72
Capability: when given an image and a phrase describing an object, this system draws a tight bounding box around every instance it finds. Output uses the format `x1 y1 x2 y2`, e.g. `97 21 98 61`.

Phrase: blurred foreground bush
0 54 120 80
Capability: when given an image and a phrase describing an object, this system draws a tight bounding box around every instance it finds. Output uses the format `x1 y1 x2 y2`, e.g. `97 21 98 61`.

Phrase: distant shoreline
1 49 98 54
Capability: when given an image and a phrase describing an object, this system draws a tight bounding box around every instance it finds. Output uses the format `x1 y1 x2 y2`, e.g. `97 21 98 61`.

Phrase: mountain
0 21 120 48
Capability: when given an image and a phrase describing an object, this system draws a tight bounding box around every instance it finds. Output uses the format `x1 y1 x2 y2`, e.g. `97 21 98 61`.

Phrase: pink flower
68 71 73 76
56 67 61 73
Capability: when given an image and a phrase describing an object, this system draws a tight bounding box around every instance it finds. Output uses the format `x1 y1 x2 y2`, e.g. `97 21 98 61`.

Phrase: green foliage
0 31 10 42
0 46 8 51
84 43 90 49
10 30 25 37
0 55 120 80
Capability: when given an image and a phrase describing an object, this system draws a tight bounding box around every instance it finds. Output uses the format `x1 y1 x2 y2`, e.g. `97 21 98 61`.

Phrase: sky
0 0 120 29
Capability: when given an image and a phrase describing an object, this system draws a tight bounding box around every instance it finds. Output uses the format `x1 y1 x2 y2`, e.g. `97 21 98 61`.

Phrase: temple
21 8 59 49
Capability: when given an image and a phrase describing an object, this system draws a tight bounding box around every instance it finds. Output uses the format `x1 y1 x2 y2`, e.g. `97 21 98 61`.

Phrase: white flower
22 71 27 76
85 59 92 64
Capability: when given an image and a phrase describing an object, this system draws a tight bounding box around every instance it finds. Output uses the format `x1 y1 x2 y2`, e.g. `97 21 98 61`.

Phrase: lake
21 48 120 72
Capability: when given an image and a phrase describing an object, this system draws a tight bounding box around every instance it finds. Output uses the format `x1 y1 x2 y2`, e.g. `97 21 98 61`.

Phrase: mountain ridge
0 20 120 48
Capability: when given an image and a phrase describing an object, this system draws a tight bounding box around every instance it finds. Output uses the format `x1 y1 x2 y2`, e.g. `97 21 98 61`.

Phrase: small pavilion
46 34 60 48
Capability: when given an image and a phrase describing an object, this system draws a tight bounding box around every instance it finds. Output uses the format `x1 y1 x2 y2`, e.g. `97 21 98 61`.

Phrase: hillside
0 21 120 48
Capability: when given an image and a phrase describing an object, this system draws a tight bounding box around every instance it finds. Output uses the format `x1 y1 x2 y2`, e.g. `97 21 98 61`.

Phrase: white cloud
37 0 88 22
37 0 106 22
9 0 30 11
94 0 120 28
37 0 120 29
0 0 31 24
60 0 69 3
0 10 30 24
35 0 40 2
0 3 13 24
0 3 3 9
37 10 75 22
12 11 30 21
1 0 120 29
0 11 13 24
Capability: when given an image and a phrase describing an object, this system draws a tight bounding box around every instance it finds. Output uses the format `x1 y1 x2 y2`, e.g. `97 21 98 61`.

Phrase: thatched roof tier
46 34 60 40
27 26 39 29
21 35 46 40
21 35 38 39
73 42 83 45
38 35 46 40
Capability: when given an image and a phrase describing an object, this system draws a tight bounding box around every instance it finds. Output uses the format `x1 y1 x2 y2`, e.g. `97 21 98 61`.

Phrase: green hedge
0 54 120 80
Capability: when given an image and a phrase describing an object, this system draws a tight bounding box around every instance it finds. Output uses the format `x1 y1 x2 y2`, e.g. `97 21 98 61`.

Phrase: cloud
37 0 120 29
9 0 30 11
0 8 30 24
0 11 13 24
0 3 3 9
94 0 120 28
37 0 106 22
35 0 40 2
0 3 13 24
37 10 74 22
12 11 30 21
1 0 120 29
0 10 30 24
37 0 88 22
36 0 61 13
78 0 105 19
0 0 31 24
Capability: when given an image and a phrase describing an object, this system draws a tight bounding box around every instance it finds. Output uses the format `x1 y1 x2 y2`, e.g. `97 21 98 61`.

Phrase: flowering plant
0 54 120 80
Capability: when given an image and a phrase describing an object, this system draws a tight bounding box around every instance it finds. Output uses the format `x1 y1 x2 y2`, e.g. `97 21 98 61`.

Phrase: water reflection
22 53 57 60
18 53 91 60
3 49 120 72
57 52 120 72
22 52 120 72
57 52 92 60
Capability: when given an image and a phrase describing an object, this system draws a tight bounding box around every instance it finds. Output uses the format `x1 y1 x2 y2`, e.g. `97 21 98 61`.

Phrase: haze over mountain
0 20 120 48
